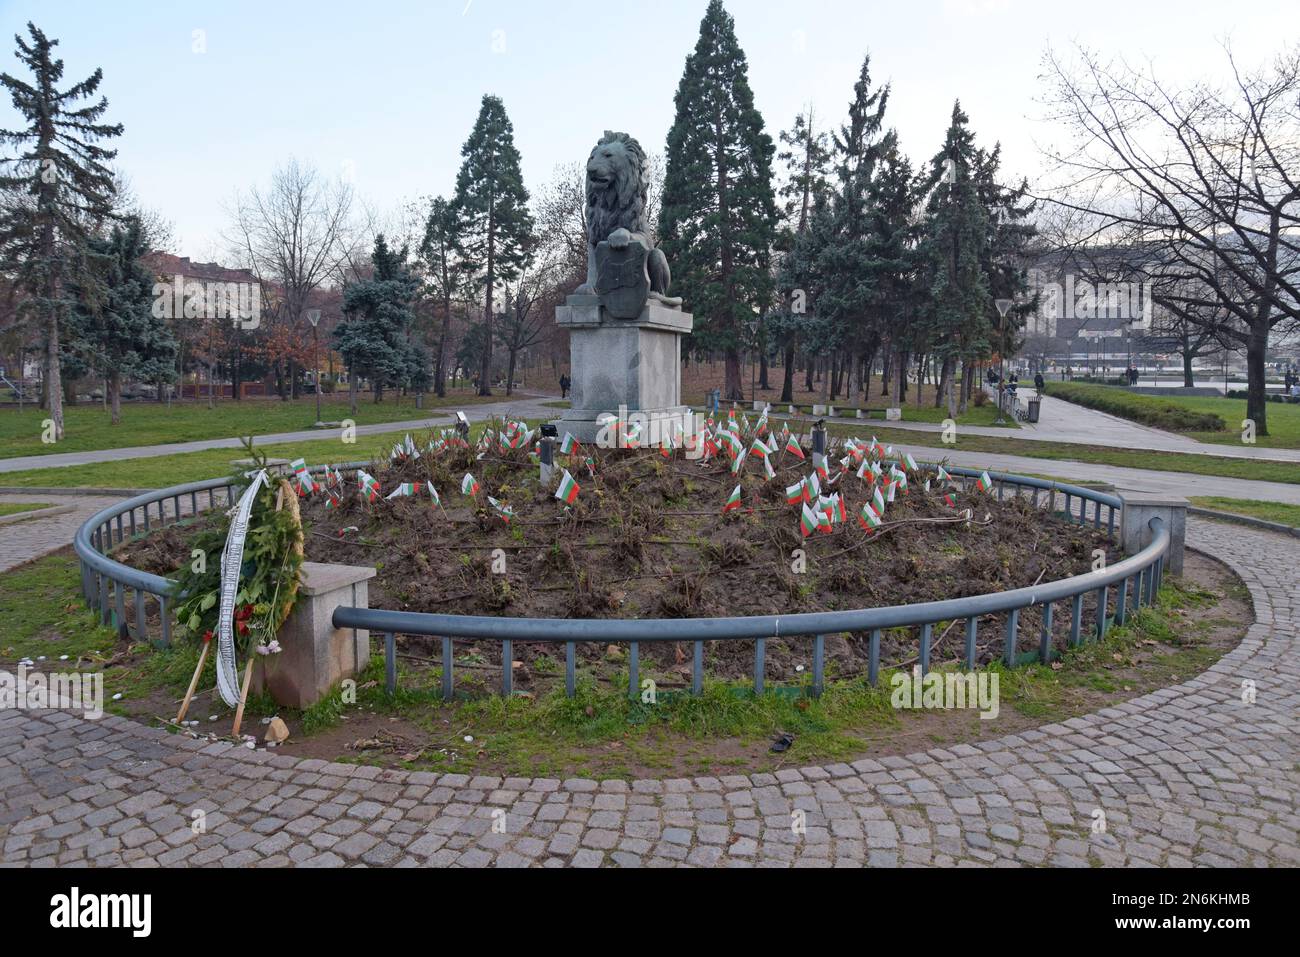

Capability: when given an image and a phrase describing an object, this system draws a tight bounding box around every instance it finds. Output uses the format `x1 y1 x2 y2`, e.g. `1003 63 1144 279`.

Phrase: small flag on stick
461 473 480 496
555 469 580 505
722 485 743 513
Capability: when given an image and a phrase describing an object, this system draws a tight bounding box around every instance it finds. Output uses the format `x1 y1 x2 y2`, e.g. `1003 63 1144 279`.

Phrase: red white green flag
426 481 442 509
555 469 580 504
902 452 918 471
813 452 829 479
807 470 822 500
461 473 480 496
937 465 952 485
976 471 994 493
784 435 805 460
385 482 416 500
560 434 579 455
785 479 806 505
722 485 743 513
872 486 886 516
762 454 776 480
858 503 882 530
731 448 748 474
487 495 513 523
800 501 820 538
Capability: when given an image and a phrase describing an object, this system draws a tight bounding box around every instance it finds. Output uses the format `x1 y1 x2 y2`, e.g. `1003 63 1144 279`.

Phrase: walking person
559 373 570 399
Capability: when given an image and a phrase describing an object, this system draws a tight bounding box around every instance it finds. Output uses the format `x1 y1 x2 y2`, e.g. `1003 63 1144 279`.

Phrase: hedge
1043 382 1227 432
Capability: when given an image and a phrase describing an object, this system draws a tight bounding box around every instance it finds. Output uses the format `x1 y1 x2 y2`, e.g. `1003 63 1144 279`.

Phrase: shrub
1043 382 1226 432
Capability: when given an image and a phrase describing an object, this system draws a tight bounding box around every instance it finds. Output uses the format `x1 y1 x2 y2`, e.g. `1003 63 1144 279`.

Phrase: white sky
1 0 1296 258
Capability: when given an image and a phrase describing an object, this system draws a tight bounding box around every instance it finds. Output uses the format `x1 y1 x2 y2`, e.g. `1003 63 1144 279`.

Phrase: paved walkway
1 517 1295 867
0 393 561 475
0 493 124 574
791 393 1300 462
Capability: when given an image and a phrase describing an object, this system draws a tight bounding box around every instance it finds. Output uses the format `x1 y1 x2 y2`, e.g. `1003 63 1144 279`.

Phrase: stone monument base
553 294 694 445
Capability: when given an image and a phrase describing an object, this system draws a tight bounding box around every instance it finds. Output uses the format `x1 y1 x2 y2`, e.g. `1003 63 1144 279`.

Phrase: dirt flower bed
116 423 1117 693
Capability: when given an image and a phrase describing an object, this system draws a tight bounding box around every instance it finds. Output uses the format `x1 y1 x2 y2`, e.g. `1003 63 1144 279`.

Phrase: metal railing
71 462 1169 701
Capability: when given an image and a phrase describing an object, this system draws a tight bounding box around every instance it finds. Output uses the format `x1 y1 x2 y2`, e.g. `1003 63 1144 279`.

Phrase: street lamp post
306 309 322 424
994 298 1014 425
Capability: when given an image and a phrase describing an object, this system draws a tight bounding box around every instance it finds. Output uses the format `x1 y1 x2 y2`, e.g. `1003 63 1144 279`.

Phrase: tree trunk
45 310 64 439
1182 350 1195 389
723 348 743 400
435 305 450 398
758 350 769 390
1245 324 1268 437
779 344 795 403
803 354 814 393
109 371 121 425
505 348 518 396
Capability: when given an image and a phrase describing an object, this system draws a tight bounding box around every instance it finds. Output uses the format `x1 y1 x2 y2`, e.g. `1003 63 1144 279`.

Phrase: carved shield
594 239 650 319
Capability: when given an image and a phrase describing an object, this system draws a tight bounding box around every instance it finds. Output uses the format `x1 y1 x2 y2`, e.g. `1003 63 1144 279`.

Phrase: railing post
135 588 146 643
501 639 512 696
918 624 932 676
565 641 576 697
384 632 396 694
754 637 766 694
1003 608 1019 667
812 634 824 697
1096 585 1109 640
1115 577 1128 626
628 641 639 701
1070 594 1083 647
868 629 880 687
441 636 454 701
964 617 978 670
159 594 171 646
1039 603 1054 663
692 640 703 696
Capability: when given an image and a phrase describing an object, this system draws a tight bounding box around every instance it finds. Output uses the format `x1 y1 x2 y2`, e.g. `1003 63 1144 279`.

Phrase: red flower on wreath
202 630 213 644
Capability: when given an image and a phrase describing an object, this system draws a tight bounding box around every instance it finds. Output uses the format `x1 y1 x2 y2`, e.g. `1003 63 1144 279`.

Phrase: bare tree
1038 42 1300 434
226 158 357 399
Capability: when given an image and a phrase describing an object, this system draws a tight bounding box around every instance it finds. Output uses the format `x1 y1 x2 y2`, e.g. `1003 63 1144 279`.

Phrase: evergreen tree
65 216 177 424
419 195 467 398
772 107 832 400
0 22 122 437
660 0 778 400
335 235 423 409
450 95 533 396
916 102 991 417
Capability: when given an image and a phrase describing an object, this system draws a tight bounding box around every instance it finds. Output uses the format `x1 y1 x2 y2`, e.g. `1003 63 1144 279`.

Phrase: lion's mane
585 131 649 246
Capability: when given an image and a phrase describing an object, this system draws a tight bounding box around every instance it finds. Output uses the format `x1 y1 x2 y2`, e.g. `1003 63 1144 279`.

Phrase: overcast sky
2 0 1296 259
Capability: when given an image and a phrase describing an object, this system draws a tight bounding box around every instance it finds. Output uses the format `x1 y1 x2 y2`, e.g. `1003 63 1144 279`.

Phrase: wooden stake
175 638 211 724
230 655 255 738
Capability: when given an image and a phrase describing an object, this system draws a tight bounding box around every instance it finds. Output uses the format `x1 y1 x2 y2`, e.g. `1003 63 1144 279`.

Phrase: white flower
267 640 282 654
256 643 270 656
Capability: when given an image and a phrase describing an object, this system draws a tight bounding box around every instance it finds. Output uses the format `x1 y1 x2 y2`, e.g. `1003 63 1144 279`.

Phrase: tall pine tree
660 0 778 400
917 102 991 418
451 95 532 396
419 196 467 398
65 216 176 424
0 22 122 437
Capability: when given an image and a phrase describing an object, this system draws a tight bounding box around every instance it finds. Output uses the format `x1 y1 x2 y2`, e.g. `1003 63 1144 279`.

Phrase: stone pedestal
1118 492 1187 575
554 295 693 443
253 561 376 708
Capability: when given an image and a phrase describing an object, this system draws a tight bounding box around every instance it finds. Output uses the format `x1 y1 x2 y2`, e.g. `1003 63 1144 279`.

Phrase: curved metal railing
71 461 1169 701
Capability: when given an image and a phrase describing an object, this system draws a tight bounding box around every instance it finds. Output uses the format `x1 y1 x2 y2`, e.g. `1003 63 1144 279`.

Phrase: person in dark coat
559 374 571 399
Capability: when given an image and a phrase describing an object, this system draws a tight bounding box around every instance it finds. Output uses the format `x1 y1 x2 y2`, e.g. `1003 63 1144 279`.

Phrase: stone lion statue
575 130 674 302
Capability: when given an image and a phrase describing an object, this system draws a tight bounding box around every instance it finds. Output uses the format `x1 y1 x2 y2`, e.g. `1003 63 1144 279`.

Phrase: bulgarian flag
944 492 958 508
813 452 829 480
902 452 918 472
800 501 820 538
937 465 952 485
461 473 480 496
858 503 882 530
976 471 994 493
584 455 596 478
807 470 822 500
385 482 416 500
722 485 743 513
731 448 748 474
762 455 776 480
872 486 886 516
325 492 341 510
750 438 770 460
487 495 513 523
830 493 847 524
289 457 309 476
555 469 580 505
560 434 580 455
660 432 675 458
296 470 320 496
885 480 898 503
785 479 807 506
426 481 442 509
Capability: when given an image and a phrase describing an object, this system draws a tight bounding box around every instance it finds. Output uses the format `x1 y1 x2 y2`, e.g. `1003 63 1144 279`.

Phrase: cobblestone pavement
0 493 125 574
1 518 1296 868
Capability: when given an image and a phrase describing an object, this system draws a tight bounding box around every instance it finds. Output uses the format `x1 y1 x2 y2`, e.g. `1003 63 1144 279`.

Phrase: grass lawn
0 390 505 460
1188 496 1300 528
1045 381 1300 449
0 501 52 517
0 427 447 489
0 555 1226 777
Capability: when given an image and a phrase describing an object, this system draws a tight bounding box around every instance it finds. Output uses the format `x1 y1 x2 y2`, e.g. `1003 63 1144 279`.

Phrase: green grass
1188 496 1300 528
0 390 505 460
822 422 1300 485
0 501 52 517
0 551 120 662
0 427 459 489
1046 381 1300 449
